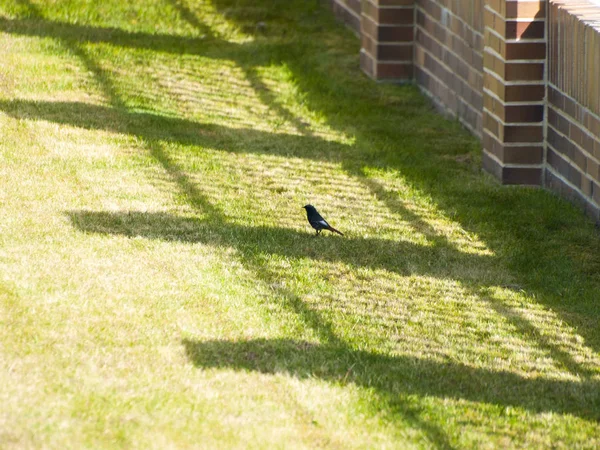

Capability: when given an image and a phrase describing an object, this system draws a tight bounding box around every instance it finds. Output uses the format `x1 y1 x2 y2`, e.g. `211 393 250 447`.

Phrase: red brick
505 42 546 60
587 157 600 182
343 0 361 14
504 145 544 165
482 150 504 180
484 49 503 76
568 165 583 189
361 14 378 38
483 132 543 164
362 1 379 21
503 125 543 143
504 104 544 123
332 0 361 33
378 8 415 25
486 0 508 16
582 177 593 197
360 50 376 78
416 28 439 59
584 112 600 137
361 34 377 57
547 171 600 221
484 95 544 123
419 0 441 21
505 63 544 81
546 169 586 208
363 15 414 42
505 84 545 102
569 123 584 148
562 93 579 121
547 127 568 155
505 20 545 39
549 145 583 190
572 145 587 172
377 43 413 61
377 0 414 5
594 180 600 205
376 62 413 79
502 167 542 185
547 147 570 179
378 25 414 42
505 1 546 20
484 71 505 99
583 133 594 154
484 110 501 139
547 106 570 136
548 85 564 110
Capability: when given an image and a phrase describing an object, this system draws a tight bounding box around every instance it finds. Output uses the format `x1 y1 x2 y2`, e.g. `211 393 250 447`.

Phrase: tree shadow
8 89 592 382
0 15 278 63
0 99 347 162
66 208 600 383
65 210 493 281
3 0 600 432
205 0 600 354
182 337 600 422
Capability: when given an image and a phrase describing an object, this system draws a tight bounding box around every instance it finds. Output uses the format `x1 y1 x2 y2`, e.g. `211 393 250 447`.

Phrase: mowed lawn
1 0 600 448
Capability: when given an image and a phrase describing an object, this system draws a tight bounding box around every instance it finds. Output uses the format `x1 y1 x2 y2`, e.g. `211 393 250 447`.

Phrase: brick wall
329 0 600 222
330 0 361 34
482 0 547 186
546 1 600 219
360 0 416 81
414 0 484 136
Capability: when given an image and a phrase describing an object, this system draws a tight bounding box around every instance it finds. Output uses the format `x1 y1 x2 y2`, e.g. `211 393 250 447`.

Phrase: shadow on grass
65 210 492 280
183 337 600 422
4 0 600 430
0 99 346 161
0 15 280 63
5 94 598 367
205 0 600 346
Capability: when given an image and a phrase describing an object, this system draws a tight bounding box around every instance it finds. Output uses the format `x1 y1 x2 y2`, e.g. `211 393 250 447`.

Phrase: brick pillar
360 0 415 81
482 0 546 184
330 0 362 34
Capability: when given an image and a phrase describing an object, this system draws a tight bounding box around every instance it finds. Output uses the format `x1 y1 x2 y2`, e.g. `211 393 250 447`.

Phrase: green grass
1 0 600 448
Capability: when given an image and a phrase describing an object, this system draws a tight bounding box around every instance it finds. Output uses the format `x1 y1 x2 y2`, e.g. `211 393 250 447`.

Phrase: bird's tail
327 225 344 236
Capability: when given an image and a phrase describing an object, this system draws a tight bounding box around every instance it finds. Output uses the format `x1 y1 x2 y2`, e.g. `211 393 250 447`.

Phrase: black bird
303 204 344 236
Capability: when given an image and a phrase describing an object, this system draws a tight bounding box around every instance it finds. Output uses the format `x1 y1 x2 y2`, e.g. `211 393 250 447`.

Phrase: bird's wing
309 210 326 222
316 219 330 227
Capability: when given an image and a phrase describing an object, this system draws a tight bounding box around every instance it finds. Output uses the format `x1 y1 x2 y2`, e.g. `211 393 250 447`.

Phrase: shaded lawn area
1 0 600 448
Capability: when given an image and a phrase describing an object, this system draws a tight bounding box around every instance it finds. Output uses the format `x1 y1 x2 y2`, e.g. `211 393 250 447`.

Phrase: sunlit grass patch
1 0 600 448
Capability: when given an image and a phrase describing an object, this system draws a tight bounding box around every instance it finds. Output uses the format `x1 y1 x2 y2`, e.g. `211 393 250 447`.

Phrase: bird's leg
316 229 321 235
